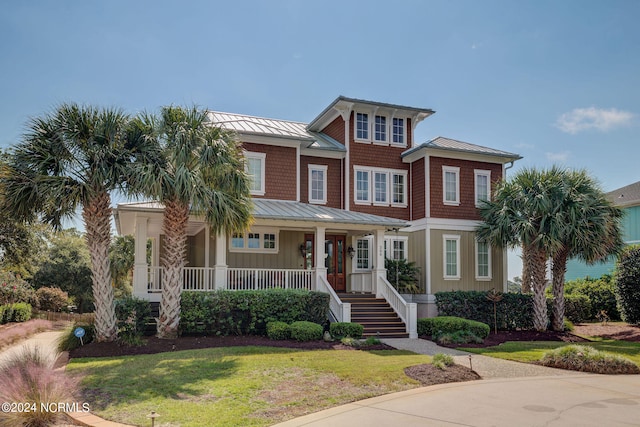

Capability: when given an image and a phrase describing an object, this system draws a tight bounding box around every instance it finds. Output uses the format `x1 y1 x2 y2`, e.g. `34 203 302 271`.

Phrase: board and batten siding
407 229 427 292
227 230 307 269
428 229 503 294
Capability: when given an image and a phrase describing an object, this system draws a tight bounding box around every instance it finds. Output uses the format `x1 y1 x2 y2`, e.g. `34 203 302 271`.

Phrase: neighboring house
114 96 521 337
565 180 640 281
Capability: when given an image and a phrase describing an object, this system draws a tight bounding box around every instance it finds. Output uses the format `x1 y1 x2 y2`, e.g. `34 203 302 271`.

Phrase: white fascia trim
406 217 481 232
300 148 345 159
308 164 328 205
239 133 305 148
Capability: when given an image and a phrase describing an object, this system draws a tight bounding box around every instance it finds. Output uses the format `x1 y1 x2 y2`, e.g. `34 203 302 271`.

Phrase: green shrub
436 291 534 330
563 318 575 332
290 321 323 342
418 316 490 339
340 337 360 348
435 330 483 345
330 322 364 339
115 296 151 342
364 336 381 346
180 290 329 336
561 294 592 323
57 322 95 352
540 345 640 374
385 258 421 294
0 272 36 306
266 321 291 340
616 246 640 324
1 303 32 323
431 353 454 369
563 275 619 320
35 287 70 312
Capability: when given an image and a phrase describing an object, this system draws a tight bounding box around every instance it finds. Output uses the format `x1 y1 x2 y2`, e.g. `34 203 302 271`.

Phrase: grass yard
67 346 429 427
461 340 640 365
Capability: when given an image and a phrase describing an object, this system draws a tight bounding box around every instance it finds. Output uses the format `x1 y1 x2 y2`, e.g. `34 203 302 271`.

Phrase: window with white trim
245 151 266 196
308 164 327 204
443 166 460 206
476 240 491 279
475 169 491 206
230 228 279 253
354 166 407 207
356 113 369 140
356 238 370 269
443 235 461 279
384 236 408 260
392 118 404 144
374 171 387 204
355 170 370 203
374 115 387 142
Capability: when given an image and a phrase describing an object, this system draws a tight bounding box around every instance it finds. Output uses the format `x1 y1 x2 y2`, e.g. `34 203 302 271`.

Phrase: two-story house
115 96 521 337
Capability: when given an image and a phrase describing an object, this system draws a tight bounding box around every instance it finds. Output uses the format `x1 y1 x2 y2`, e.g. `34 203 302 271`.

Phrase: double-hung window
392 173 405 205
443 166 460 206
356 113 369 140
245 151 266 196
308 165 327 204
356 238 370 269
374 115 387 142
443 235 461 279
475 170 491 206
374 171 387 204
476 240 491 280
384 236 408 260
355 169 370 203
392 118 404 144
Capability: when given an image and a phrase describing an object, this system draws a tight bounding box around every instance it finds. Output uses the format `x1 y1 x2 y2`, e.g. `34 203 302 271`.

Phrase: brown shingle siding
300 156 343 209
411 157 426 220
243 142 297 201
320 116 345 145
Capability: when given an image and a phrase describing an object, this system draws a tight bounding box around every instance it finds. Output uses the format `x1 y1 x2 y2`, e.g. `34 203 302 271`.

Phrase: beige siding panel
429 229 503 294
407 230 427 292
186 229 206 267
227 230 306 269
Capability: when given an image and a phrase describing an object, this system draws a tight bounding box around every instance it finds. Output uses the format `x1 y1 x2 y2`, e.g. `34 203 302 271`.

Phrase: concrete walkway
0 330 65 365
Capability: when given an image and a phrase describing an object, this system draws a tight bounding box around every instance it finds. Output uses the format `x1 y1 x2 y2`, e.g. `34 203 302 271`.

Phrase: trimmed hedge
417 316 490 339
266 321 291 340
1 303 32 323
616 245 640 324
330 322 364 339
115 296 152 338
180 290 329 336
290 321 323 342
562 294 591 323
436 291 534 330
562 275 619 320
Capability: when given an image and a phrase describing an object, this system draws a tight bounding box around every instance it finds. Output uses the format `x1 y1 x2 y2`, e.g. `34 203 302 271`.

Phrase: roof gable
402 136 521 163
607 180 640 206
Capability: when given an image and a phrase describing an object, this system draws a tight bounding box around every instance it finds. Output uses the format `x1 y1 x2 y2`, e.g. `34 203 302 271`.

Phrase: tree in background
2 104 153 341
109 235 135 298
32 229 94 313
616 245 640 325
128 106 253 338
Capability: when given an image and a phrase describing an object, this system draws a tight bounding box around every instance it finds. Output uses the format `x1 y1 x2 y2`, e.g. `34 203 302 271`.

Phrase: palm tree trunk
157 198 189 339
528 246 549 331
521 244 531 293
552 248 569 331
82 191 117 342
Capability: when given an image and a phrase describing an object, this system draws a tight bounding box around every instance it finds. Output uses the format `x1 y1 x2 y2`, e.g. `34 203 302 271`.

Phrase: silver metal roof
253 199 407 227
208 111 312 140
607 180 640 207
403 136 522 160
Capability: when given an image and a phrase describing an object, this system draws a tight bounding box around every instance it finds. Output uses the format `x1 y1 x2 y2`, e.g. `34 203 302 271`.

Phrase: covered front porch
115 199 418 337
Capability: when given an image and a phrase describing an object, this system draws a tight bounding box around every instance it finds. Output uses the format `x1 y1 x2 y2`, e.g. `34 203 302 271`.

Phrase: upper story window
392 118 404 144
475 169 491 206
354 111 407 147
442 166 460 206
230 228 279 253
245 151 266 196
443 234 461 280
476 240 491 280
354 166 407 207
374 115 387 142
308 164 327 204
356 113 369 140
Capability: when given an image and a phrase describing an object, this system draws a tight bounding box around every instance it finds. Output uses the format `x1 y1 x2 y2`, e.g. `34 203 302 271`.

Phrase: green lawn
461 340 640 365
67 346 429 427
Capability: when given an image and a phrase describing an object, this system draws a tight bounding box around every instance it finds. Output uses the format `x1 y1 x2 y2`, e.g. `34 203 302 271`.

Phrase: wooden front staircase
337 293 408 338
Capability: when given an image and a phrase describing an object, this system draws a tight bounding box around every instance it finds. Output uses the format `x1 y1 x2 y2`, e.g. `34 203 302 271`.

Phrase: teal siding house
565 181 640 281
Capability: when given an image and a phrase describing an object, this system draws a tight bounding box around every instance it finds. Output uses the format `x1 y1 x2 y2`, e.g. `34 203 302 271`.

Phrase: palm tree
129 106 252 339
477 167 565 331
549 170 624 331
2 104 144 341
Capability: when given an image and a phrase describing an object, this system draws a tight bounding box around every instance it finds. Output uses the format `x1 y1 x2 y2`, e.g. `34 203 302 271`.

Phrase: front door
325 235 346 291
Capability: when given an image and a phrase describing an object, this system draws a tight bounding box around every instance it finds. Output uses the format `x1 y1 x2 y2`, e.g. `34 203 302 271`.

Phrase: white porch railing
226 268 314 291
146 266 218 292
316 274 350 322
377 274 417 338
349 273 373 293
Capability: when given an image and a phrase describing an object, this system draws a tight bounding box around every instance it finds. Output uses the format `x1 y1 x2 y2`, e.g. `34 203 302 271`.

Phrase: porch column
315 226 327 286
214 232 227 290
373 228 386 298
133 216 148 299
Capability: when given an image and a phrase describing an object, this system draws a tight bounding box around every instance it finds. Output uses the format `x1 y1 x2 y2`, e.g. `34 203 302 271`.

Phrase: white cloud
556 107 633 134
546 151 570 162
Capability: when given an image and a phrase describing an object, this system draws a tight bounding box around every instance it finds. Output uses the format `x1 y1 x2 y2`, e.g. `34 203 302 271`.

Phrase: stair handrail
377 274 418 338
316 275 351 323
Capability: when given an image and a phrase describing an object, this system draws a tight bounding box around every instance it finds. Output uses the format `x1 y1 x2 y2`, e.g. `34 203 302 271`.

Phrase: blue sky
1 0 639 279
